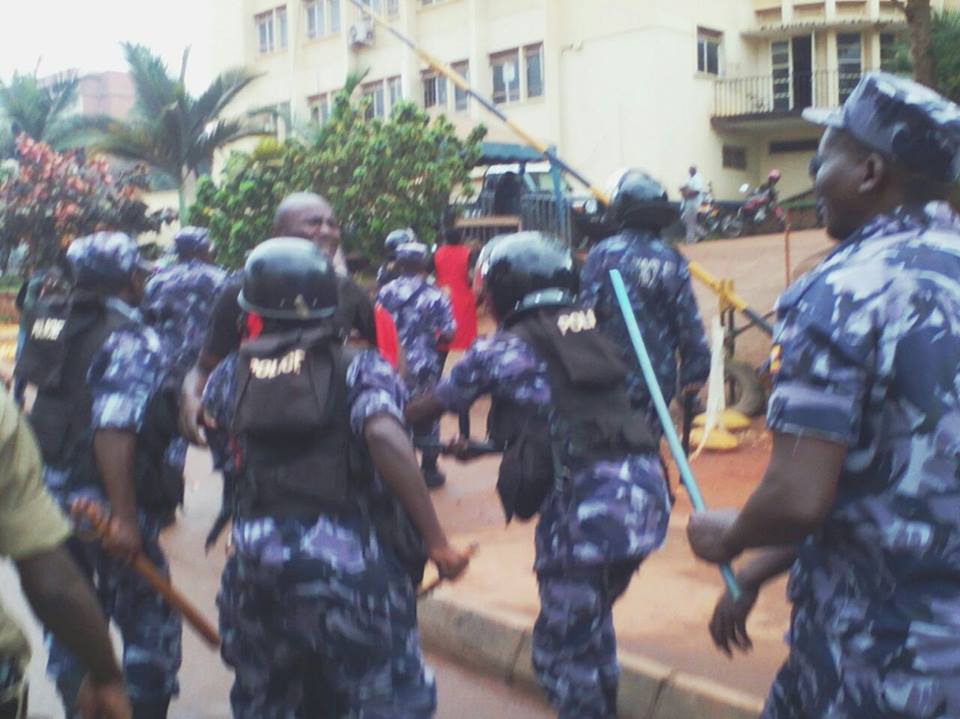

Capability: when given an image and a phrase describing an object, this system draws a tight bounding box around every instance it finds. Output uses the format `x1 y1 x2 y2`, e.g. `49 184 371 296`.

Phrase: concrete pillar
543 0 562 146
866 0 881 20
825 30 839 105
781 0 795 24
399 0 419 105
287 0 301 126
468 0 486 127
824 0 837 21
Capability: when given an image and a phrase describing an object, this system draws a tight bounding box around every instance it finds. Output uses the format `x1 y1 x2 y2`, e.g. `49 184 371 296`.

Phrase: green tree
188 78 486 270
97 44 260 220
0 71 110 153
890 9 960 102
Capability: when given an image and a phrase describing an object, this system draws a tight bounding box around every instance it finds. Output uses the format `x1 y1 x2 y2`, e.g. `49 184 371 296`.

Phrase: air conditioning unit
348 19 375 48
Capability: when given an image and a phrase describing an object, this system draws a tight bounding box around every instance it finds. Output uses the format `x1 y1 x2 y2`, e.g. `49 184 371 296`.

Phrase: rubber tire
721 216 744 238
725 360 766 417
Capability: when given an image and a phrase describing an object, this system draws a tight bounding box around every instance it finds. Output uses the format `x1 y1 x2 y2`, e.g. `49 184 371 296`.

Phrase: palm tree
0 71 110 152
98 44 260 219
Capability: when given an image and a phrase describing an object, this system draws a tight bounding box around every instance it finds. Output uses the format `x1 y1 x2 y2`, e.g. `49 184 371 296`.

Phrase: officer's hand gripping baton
71 498 222 649
608 270 741 599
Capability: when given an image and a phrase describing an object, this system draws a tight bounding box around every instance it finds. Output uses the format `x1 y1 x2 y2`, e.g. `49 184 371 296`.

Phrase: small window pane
388 76 402 108
491 51 520 104
276 7 288 49
329 0 341 32
525 44 543 98
452 60 469 111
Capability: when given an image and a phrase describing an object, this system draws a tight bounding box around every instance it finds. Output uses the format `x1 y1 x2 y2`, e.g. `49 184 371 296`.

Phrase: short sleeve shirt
768 202 960 689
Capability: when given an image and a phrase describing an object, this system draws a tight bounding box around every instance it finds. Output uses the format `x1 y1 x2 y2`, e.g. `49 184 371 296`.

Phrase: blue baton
608 269 741 599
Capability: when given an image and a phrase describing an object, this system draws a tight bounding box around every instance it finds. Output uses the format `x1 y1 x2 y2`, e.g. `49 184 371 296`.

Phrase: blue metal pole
609 269 741 599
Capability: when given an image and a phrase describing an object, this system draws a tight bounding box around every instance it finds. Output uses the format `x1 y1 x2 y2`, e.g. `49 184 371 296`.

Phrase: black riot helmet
475 232 578 325
384 228 418 258
604 168 679 232
239 237 338 321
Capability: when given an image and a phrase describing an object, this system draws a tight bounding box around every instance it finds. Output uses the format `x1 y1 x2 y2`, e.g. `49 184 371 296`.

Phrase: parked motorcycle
722 183 786 237
698 189 742 239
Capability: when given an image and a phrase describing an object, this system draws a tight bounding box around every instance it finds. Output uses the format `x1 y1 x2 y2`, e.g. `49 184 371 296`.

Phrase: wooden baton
417 542 478 600
70 498 221 649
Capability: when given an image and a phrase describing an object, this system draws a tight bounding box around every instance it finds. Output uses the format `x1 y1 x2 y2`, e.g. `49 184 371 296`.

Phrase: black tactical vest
231 326 428 583
232 326 367 519
489 307 659 521
16 291 181 514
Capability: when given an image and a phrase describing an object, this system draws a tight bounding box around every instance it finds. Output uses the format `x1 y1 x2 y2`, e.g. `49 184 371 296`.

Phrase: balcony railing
713 69 862 119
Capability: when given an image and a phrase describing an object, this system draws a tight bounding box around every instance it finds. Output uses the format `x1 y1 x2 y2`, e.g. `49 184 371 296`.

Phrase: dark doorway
792 35 813 110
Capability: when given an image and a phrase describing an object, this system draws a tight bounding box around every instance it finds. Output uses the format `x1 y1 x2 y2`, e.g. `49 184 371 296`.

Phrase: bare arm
688 432 845 564
364 413 467 579
17 546 123 685
404 393 446 429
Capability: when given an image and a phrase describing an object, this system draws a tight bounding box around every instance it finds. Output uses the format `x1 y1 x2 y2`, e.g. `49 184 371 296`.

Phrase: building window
771 40 791 111
421 0 439 5
722 145 747 170
363 81 386 119
386 0 400 14
491 50 521 104
880 32 900 72
309 93 330 124
452 60 469 111
388 76 402 108
524 43 544 98
837 32 862 103
306 0 325 38
697 28 722 75
422 70 447 109
276 7 288 49
256 7 288 53
329 0 341 32
256 11 276 54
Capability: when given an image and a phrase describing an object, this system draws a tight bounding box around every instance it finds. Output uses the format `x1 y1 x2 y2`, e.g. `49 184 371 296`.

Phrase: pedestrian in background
432 226 478 354
679 165 707 243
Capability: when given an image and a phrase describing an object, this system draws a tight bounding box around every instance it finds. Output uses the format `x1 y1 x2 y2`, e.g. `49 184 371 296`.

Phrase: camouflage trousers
532 560 640 719
218 522 436 718
46 514 182 713
763 601 960 719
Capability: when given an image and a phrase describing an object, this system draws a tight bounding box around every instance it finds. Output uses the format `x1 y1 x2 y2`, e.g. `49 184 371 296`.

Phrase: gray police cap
803 72 960 182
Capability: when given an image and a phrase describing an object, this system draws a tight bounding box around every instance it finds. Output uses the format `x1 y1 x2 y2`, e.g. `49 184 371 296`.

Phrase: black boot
132 697 170 719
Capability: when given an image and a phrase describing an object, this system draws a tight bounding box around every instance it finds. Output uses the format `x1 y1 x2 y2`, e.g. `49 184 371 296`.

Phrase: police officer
687 72 960 718
201 237 470 718
377 241 456 488
179 192 381 446
15 232 181 719
406 232 670 719
142 226 227 517
0 385 131 719
579 169 710 430
377 227 418 288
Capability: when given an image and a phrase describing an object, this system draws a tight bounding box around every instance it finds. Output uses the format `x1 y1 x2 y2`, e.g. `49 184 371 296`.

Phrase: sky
0 0 216 91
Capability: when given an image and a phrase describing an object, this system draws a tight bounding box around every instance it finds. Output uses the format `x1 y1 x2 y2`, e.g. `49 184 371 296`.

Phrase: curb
419 596 763 719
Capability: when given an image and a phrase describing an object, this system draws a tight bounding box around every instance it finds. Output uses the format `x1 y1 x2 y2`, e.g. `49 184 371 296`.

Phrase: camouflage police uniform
377 251 456 448
762 74 960 718
579 231 710 429
142 228 227 491
203 350 437 719
433 332 671 719
40 234 181 712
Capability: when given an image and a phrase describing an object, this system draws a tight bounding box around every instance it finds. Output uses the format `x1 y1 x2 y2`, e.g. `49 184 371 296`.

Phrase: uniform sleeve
0 389 71 560
433 341 496 413
88 326 167 432
202 354 238 431
766 279 874 445
346 351 408 437
202 278 243 361
671 260 711 387
437 292 456 340
578 248 604 311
